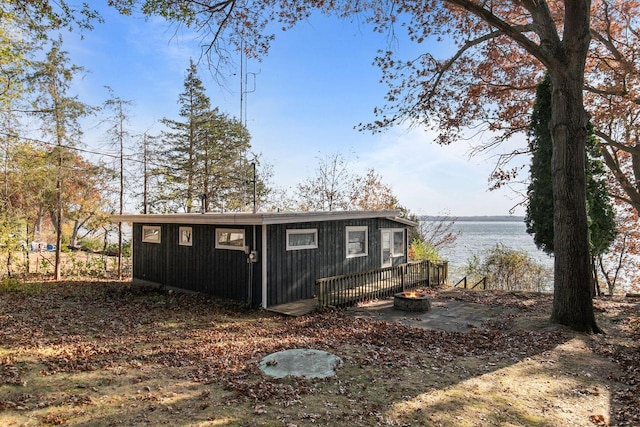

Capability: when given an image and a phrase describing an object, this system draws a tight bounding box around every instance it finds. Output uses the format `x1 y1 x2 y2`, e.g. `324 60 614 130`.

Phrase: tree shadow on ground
0 281 636 426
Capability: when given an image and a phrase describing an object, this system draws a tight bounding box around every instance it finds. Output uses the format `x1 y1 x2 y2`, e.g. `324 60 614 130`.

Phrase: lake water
435 220 555 282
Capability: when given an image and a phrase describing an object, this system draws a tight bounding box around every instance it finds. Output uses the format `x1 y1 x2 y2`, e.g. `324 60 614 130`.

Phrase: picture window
179 227 193 246
142 226 161 243
286 229 318 250
215 228 245 250
346 226 368 258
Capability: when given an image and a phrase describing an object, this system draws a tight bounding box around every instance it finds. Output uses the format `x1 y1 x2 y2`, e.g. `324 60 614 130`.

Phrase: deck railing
454 276 488 289
316 260 448 307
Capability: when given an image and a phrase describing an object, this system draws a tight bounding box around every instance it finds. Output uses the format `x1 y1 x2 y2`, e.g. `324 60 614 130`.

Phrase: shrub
409 239 441 262
465 244 552 292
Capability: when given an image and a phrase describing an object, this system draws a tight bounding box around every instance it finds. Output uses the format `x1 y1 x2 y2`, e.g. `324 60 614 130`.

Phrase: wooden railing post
316 260 450 308
444 261 448 285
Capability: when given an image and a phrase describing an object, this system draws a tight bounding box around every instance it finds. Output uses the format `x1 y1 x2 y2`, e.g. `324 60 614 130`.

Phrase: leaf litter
0 281 637 426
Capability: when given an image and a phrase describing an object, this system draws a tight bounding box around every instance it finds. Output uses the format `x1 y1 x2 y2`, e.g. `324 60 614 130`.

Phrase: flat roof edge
111 210 409 225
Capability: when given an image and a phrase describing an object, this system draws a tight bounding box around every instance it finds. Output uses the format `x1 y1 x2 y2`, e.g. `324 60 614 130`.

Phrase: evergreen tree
155 59 260 213
160 58 212 213
585 136 617 258
525 75 616 263
197 109 252 212
525 75 554 255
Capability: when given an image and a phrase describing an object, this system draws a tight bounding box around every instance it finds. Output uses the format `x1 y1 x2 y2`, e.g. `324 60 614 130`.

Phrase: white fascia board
386 216 419 227
260 210 402 224
111 210 404 226
111 213 264 225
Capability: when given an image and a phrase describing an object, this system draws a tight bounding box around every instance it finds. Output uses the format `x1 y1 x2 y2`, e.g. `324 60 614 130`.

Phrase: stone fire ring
259 349 343 379
394 291 432 312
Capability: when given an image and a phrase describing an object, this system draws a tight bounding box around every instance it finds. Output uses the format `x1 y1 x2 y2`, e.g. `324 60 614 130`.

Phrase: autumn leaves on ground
0 281 638 427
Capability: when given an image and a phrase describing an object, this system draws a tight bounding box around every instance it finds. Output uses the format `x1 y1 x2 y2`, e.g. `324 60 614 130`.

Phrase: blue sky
64 5 528 217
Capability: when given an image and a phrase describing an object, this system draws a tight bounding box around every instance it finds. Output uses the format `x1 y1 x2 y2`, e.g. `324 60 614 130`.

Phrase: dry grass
0 281 638 426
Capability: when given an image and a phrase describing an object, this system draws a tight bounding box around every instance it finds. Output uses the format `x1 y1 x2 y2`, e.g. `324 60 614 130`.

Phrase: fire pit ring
393 290 431 312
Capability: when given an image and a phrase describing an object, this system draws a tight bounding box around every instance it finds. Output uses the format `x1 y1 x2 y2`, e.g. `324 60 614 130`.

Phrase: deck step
267 298 318 316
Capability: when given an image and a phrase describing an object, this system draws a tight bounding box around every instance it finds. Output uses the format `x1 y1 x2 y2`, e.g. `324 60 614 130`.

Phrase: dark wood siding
266 218 409 306
131 217 407 307
133 224 167 285
132 223 263 306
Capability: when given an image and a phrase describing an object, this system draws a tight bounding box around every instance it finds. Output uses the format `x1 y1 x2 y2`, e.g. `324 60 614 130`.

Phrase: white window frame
142 225 161 244
215 228 246 251
179 226 193 246
346 226 368 258
286 229 318 251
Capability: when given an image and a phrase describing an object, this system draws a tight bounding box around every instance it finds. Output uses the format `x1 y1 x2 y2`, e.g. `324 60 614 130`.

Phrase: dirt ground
0 280 638 426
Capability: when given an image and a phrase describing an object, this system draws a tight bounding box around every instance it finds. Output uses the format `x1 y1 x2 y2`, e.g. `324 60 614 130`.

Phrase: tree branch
594 128 640 156
446 0 554 68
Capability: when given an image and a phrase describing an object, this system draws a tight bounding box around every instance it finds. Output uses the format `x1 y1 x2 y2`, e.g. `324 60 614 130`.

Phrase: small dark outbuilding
112 210 416 308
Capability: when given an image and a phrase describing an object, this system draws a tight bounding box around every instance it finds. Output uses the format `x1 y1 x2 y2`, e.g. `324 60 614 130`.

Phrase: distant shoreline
420 215 525 222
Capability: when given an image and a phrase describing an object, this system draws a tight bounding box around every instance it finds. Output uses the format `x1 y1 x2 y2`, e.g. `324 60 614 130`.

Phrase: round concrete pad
259 349 343 379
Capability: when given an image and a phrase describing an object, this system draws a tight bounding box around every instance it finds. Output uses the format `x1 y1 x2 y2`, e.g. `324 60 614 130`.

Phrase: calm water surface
437 221 555 281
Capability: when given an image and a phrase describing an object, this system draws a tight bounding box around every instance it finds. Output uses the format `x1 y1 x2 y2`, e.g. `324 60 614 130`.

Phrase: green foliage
585 134 617 256
65 255 107 278
525 75 554 255
409 239 441 263
39 257 51 273
2 1 102 35
525 74 616 257
465 244 551 292
463 253 484 283
78 237 103 252
153 59 259 213
0 278 44 296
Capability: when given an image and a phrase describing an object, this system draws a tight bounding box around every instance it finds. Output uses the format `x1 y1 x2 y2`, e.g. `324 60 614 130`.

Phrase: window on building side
215 228 245 250
346 226 368 258
142 226 161 243
286 229 318 250
179 227 193 246
393 230 405 256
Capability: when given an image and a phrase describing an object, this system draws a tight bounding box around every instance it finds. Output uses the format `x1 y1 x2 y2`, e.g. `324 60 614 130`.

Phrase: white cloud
358 127 527 216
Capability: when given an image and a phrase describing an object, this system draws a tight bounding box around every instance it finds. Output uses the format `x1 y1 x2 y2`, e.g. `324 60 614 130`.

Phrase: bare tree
296 152 356 212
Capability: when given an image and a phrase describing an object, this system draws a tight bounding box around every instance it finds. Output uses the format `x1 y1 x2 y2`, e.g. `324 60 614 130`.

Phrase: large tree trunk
548 0 600 333
550 71 599 332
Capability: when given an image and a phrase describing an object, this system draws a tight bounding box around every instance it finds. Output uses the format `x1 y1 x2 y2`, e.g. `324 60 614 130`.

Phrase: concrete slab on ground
259 349 343 379
347 297 505 332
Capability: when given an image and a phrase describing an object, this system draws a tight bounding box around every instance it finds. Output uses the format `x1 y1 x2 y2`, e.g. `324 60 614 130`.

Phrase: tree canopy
152 59 265 213
295 152 400 212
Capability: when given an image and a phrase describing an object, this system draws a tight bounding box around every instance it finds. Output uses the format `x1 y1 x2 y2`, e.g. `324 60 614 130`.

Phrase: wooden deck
266 298 318 316
268 261 448 315
316 260 447 307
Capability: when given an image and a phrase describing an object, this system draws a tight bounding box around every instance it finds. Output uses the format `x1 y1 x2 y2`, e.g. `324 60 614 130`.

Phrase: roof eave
111 210 407 226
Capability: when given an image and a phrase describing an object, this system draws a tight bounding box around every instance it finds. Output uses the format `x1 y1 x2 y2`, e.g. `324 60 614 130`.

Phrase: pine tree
197 110 247 211
156 59 257 213
160 58 212 213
